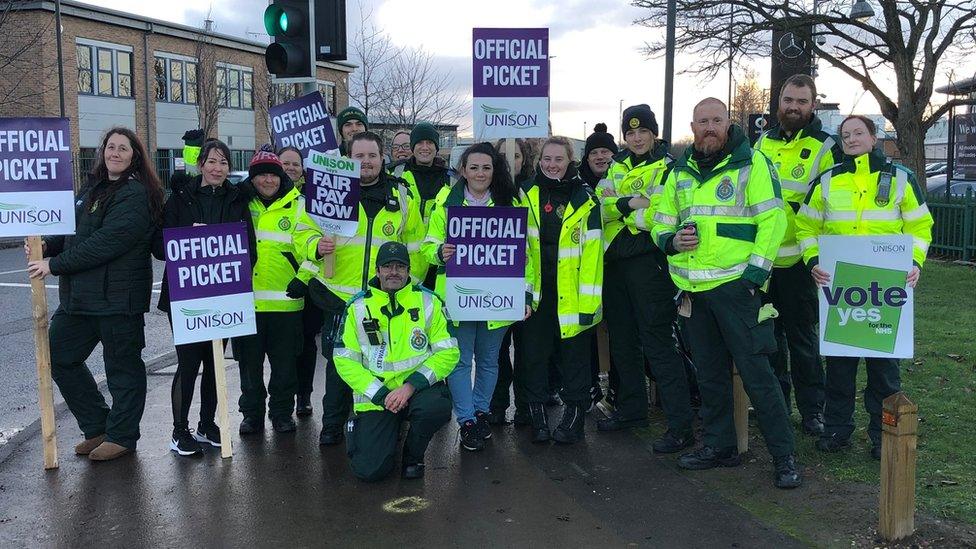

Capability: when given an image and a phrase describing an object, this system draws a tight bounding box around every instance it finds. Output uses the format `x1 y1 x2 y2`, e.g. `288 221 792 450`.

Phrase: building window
230 150 254 171
318 82 337 114
217 66 254 110
75 41 133 98
271 81 338 114
154 55 198 105
77 46 93 94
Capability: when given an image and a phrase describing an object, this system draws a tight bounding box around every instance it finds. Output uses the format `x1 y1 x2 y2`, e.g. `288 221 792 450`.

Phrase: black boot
296 393 313 417
528 403 550 443
553 401 586 444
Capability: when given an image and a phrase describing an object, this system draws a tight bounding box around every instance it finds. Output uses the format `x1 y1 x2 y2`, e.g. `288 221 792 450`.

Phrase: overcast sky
80 0 975 142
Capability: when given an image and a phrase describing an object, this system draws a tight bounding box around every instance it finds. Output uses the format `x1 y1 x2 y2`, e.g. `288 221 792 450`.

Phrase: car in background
227 171 249 185
925 162 947 177
926 174 976 197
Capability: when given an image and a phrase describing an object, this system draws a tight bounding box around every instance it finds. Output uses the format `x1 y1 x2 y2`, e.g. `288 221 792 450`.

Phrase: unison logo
181 307 246 330
0 202 62 226
871 240 907 254
481 105 539 130
453 285 515 311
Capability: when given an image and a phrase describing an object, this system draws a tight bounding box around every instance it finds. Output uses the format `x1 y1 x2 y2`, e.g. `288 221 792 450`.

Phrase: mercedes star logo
778 32 806 59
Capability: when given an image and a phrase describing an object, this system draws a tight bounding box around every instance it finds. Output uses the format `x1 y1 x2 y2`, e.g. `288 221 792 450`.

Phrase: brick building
1 1 355 181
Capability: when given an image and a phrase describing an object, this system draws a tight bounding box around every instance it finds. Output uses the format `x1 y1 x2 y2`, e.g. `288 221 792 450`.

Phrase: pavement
0 357 804 547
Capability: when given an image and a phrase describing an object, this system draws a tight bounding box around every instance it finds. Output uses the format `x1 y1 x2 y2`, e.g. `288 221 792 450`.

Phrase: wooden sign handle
211 339 233 459
27 235 58 469
322 234 336 279
732 365 750 454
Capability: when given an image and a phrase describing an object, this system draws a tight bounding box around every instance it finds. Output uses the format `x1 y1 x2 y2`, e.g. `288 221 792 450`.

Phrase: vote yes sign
164 222 256 345
445 206 527 321
0 117 75 236
818 235 914 358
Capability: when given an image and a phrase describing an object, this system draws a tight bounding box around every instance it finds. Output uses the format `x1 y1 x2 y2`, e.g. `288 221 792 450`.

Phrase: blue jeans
447 321 507 424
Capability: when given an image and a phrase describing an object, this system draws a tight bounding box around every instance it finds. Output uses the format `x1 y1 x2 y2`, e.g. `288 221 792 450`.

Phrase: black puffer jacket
45 176 156 316
151 175 256 313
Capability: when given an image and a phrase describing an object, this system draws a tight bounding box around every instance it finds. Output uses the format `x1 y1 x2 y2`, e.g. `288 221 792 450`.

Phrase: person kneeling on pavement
334 242 460 481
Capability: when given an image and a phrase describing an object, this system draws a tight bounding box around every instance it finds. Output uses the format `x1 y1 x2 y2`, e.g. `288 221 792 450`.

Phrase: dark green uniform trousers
490 325 526 415
516 286 591 404
768 262 825 419
49 310 147 449
347 383 452 482
685 280 796 458
320 309 353 428
235 311 302 419
604 253 694 432
823 356 900 447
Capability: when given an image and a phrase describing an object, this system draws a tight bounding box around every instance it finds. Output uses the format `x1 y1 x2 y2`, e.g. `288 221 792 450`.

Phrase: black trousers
685 280 795 458
347 383 452 482
166 311 218 429
490 325 524 413
604 254 693 432
768 262 825 419
823 356 900 446
234 311 302 419
49 310 147 449
297 302 324 396
320 309 352 427
516 286 591 404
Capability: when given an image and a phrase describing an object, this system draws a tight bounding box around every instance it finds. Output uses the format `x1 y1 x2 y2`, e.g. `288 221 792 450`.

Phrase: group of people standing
26 72 933 486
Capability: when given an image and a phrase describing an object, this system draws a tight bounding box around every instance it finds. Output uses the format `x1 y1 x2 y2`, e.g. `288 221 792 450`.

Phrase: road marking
0 269 26 276
0 282 161 293
382 496 430 514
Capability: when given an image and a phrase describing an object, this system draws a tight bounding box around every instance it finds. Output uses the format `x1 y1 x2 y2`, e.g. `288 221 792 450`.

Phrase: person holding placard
301 131 426 446
234 149 322 435
517 137 603 444
277 146 324 417
422 142 540 451
333 241 459 481
650 99 801 489
152 138 256 456
26 127 164 461
795 114 933 460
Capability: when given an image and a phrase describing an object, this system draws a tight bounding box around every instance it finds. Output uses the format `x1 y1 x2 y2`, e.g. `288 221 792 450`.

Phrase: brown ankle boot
88 441 132 461
74 435 106 455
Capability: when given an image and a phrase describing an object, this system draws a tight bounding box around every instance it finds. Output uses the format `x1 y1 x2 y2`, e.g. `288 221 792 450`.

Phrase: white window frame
75 38 134 98
153 52 199 105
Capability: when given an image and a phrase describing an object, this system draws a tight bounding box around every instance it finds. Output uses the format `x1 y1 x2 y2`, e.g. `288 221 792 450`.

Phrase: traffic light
315 0 347 62
264 0 314 79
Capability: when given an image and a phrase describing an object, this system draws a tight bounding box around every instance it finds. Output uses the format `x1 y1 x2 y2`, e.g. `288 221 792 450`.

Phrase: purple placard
472 28 549 98
163 222 252 301
0 117 73 193
269 91 338 160
446 206 527 277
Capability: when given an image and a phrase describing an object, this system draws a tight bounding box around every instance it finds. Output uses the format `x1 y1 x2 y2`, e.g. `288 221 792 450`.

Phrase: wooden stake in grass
879 392 918 541
211 339 233 459
733 366 749 454
27 236 58 470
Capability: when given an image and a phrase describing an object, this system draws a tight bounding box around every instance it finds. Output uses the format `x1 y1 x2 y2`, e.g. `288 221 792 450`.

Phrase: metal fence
927 190 976 261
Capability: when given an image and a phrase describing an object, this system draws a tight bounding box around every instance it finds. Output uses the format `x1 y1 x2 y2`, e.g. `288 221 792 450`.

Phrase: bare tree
382 47 467 129
0 4 59 114
632 0 976 180
729 67 770 130
344 3 398 119
194 16 221 139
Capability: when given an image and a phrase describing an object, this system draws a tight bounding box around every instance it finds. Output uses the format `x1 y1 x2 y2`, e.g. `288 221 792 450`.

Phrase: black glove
286 278 308 299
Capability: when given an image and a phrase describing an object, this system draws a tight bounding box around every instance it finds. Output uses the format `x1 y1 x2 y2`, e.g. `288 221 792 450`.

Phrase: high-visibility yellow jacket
755 117 841 267
651 125 787 292
300 174 426 302
393 160 453 280
420 182 540 330
333 279 460 413
795 150 934 267
249 187 322 312
523 175 604 338
597 143 672 248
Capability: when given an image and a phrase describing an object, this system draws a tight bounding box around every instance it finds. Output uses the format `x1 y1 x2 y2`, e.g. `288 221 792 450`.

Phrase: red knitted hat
248 150 287 179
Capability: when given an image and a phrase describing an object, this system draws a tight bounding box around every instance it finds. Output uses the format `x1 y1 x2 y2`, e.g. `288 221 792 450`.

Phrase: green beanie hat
337 106 368 130
410 122 439 150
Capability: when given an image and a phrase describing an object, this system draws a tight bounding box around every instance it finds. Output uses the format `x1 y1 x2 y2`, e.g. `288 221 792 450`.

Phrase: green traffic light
279 12 288 33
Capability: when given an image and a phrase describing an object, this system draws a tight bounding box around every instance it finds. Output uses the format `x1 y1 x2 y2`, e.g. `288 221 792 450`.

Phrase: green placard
823 261 906 353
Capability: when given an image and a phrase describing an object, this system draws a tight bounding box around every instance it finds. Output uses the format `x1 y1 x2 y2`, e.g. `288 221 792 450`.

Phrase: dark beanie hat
584 123 618 158
410 122 440 150
337 106 368 130
621 104 659 136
